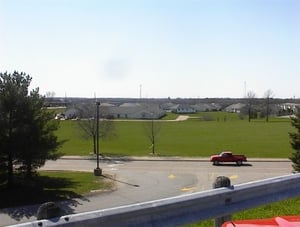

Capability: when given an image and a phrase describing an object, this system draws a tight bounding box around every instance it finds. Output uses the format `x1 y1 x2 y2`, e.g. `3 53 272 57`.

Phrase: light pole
94 101 102 176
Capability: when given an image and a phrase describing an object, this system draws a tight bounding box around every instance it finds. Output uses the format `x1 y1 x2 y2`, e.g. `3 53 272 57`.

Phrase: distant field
56 112 294 158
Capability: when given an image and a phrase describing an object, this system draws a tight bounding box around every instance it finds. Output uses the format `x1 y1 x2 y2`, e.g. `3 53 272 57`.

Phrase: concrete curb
60 155 290 162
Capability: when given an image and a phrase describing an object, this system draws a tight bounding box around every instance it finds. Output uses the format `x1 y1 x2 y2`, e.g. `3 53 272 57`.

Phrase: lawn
0 171 113 209
56 112 294 158
38 171 113 195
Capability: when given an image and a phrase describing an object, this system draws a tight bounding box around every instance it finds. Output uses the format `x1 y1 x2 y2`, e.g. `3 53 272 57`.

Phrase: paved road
0 157 293 226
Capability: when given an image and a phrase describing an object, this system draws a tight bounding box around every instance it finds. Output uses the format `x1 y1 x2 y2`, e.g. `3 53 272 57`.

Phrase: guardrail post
213 176 232 227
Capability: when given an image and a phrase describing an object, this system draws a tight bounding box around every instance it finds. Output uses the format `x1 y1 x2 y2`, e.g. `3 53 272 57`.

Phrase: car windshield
220 152 231 157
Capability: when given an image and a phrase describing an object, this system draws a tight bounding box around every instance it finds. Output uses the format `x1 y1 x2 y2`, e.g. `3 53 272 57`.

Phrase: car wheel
213 160 219 166
236 160 242 166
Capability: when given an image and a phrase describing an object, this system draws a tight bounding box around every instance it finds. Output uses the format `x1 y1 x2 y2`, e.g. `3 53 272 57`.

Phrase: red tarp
222 216 300 227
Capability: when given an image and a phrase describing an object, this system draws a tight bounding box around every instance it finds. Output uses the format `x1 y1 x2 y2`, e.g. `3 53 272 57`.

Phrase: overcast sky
0 0 299 99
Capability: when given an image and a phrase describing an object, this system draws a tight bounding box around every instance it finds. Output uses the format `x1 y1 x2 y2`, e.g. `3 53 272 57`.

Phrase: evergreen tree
289 111 300 172
0 71 31 186
0 71 62 186
16 88 63 178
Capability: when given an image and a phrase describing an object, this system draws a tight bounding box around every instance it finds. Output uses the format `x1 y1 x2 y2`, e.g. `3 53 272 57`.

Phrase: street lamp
94 101 102 176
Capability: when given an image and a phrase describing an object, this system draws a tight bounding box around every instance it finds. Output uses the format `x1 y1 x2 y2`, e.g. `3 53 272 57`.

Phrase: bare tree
76 103 115 155
264 89 274 122
45 91 56 98
144 117 162 155
246 91 256 122
44 91 56 106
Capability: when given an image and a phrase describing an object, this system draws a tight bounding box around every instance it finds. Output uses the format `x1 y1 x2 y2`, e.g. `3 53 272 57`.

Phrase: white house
171 104 196 114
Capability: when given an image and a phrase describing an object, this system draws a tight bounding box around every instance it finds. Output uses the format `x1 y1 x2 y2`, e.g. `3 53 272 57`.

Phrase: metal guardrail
12 173 300 227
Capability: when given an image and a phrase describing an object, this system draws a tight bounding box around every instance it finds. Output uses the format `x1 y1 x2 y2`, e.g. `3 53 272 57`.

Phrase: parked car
210 151 247 166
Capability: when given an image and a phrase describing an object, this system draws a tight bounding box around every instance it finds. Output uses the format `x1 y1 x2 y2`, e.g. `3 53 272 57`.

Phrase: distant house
192 103 221 112
64 102 166 120
171 104 196 114
224 103 246 113
278 103 300 114
160 102 176 112
101 103 166 119
64 108 80 119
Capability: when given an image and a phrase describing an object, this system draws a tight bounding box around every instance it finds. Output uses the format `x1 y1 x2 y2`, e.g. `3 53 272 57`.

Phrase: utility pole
94 101 102 176
139 84 142 99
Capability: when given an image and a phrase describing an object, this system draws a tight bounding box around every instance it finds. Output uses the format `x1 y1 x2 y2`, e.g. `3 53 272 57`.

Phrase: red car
210 151 247 166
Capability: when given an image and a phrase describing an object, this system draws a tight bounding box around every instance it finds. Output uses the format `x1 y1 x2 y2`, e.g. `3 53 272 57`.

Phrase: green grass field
56 112 294 158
